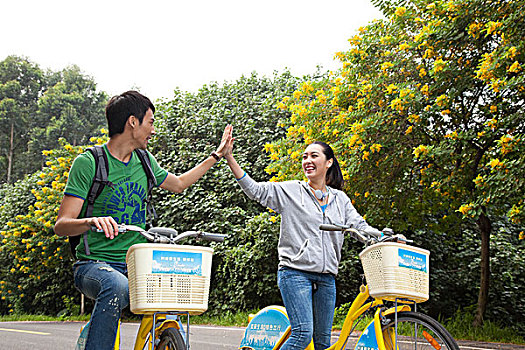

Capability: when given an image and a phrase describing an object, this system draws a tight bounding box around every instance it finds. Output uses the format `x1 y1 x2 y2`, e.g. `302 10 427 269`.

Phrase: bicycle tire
156 327 186 350
381 311 460 350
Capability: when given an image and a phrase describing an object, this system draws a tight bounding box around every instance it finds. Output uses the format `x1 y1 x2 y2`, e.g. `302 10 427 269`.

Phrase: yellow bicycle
76 225 226 350
239 224 460 350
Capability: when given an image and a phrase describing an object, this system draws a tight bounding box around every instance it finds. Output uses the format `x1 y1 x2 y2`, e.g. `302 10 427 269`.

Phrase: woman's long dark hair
311 141 344 190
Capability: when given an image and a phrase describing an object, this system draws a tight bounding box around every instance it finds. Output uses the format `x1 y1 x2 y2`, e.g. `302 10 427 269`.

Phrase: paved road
0 321 520 349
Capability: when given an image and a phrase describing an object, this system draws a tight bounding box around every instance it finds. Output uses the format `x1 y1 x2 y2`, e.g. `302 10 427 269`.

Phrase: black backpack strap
134 148 158 228
80 145 114 256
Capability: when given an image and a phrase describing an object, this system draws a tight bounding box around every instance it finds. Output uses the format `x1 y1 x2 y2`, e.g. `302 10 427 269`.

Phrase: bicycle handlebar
319 224 411 245
91 225 227 244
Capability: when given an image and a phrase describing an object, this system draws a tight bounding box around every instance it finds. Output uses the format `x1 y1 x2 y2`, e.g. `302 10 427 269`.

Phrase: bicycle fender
155 319 181 335
383 305 411 316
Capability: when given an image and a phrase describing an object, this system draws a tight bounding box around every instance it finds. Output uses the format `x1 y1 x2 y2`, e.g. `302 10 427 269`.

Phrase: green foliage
0 56 46 183
210 212 281 314
29 65 108 164
0 56 107 184
150 71 304 312
151 71 302 232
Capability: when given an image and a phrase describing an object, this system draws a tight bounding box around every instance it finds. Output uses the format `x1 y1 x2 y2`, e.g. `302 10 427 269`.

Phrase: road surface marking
0 327 50 335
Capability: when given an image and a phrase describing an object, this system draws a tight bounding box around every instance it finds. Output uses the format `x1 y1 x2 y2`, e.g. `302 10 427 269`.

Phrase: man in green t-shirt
54 90 232 350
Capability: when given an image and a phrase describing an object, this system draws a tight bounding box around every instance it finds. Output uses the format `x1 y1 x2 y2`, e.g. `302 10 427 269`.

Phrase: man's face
133 108 155 149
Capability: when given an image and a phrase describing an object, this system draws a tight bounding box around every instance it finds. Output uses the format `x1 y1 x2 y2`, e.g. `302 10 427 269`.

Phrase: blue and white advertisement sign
239 307 290 350
355 321 379 350
151 250 203 275
398 248 427 272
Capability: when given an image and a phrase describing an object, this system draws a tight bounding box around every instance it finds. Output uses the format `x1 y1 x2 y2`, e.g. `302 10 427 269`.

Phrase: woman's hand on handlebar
88 217 120 240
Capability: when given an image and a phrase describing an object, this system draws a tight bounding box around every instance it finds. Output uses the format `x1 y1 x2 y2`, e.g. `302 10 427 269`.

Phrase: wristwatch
211 152 221 161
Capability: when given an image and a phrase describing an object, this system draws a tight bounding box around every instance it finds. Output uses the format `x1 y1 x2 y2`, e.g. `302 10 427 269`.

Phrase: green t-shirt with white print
64 144 168 262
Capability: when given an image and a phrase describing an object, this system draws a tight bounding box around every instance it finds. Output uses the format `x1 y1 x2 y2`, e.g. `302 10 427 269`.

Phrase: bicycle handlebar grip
90 225 127 233
319 224 345 231
200 233 227 242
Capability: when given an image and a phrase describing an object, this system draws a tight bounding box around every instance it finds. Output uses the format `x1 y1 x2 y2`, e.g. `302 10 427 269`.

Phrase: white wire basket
126 243 214 315
359 242 430 303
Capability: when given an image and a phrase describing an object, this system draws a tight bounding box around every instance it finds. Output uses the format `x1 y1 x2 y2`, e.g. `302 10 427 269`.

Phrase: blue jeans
74 260 129 350
277 267 336 350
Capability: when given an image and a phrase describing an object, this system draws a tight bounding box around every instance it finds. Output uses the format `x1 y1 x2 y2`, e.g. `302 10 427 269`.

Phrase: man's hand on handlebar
88 217 120 240
91 224 228 244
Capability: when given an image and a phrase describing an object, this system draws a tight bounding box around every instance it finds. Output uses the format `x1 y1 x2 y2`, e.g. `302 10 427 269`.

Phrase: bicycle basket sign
151 250 203 275
398 248 427 272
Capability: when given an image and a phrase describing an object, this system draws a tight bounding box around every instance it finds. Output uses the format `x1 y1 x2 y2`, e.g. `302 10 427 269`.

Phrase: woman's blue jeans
74 260 129 350
277 266 336 350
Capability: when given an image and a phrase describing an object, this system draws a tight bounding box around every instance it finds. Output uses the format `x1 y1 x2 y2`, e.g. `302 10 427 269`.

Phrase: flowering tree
272 0 524 326
0 136 106 315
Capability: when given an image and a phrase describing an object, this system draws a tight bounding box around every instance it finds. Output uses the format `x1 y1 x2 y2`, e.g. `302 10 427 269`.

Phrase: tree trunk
473 211 491 327
7 122 14 184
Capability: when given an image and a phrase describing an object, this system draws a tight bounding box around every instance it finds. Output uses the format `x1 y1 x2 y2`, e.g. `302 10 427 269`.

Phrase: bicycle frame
269 284 411 350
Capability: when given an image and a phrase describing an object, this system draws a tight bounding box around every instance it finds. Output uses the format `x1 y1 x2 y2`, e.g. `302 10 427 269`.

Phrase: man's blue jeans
74 260 129 350
277 266 336 350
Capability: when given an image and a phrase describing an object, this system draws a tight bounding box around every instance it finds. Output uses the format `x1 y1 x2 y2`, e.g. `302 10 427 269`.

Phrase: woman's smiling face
302 143 332 183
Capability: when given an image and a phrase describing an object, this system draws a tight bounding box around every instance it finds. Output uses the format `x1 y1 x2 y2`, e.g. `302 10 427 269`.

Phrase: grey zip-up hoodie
237 173 380 275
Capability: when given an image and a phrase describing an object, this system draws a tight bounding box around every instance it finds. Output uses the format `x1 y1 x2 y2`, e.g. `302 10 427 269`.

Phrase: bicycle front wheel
156 328 186 350
382 311 459 350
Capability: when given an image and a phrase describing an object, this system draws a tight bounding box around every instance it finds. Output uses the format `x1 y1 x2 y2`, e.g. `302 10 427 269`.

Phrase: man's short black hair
105 91 155 137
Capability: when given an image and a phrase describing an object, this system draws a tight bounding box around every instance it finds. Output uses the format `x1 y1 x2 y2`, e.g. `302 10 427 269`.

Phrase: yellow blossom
370 144 382 153
408 114 420 123
413 145 429 158
445 130 458 139
399 89 411 98
486 21 502 35
394 7 406 16
508 47 517 58
386 84 398 94
390 98 404 111
399 43 410 51
508 61 521 73
491 79 503 92
381 62 394 72
489 158 503 168
405 125 413 134
468 22 482 38
474 174 484 186
490 105 497 113
436 94 448 107
458 203 474 215
486 118 497 130
433 58 446 72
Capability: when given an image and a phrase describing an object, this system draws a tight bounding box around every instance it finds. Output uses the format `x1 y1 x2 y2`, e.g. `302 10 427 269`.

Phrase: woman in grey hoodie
223 139 381 350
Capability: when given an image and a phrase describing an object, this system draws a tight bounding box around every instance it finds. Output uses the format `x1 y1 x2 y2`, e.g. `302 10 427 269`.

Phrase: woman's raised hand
215 124 233 158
